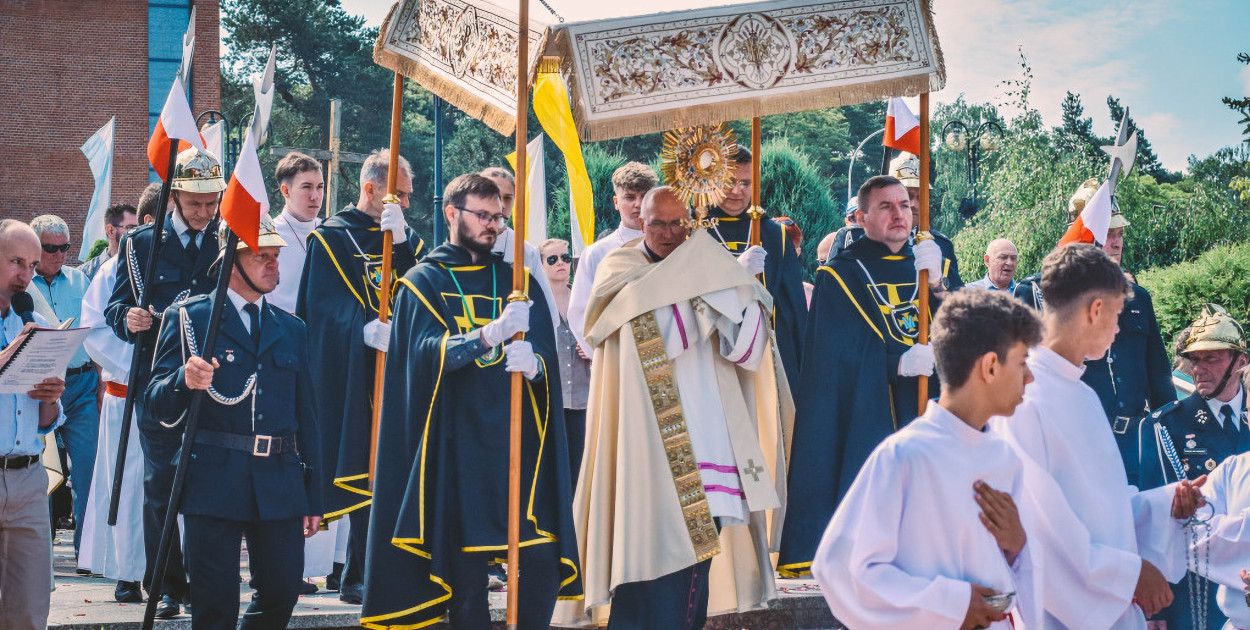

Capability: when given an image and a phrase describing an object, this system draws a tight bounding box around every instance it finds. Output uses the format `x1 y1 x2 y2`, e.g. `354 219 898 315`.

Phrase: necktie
1221 404 1238 438
185 228 201 261
244 303 261 349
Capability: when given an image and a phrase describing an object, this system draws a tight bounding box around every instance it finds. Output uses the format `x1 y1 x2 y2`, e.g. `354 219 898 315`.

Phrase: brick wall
0 0 220 256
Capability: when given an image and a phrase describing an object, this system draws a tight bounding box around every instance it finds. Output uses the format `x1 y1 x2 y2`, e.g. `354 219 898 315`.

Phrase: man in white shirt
992 243 1205 628
566 161 656 357
814 289 1044 630
268 152 323 314
479 167 558 327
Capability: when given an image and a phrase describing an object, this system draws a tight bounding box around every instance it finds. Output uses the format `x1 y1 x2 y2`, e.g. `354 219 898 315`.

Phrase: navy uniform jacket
105 215 220 400
1137 392 1248 630
1014 277 1175 485
827 225 964 288
705 208 807 384
144 294 323 522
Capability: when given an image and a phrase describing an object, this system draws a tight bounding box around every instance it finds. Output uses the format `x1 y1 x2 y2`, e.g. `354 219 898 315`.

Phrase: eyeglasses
454 207 508 227
41 243 71 253
644 219 689 233
545 253 572 265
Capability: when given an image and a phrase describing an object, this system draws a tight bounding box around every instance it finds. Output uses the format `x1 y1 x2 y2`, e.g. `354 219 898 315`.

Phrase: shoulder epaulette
1149 398 1184 420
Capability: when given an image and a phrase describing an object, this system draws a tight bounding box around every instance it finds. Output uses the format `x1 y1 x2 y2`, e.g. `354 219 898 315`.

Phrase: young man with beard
145 218 323 630
105 147 227 617
361 174 580 630
296 149 420 604
705 146 807 384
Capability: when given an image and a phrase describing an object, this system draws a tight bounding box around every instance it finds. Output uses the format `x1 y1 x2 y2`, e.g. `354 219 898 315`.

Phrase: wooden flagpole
917 92 931 413
369 73 403 486
506 0 530 626
748 117 763 247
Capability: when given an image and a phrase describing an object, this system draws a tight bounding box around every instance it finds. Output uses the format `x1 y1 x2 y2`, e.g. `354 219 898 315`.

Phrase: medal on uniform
1186 439 1197 449
225 350 235 363
1205 459 1216 471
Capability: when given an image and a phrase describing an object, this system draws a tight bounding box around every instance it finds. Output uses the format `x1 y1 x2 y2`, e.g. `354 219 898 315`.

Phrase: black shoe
154 594 181 619
114 581 142 603
326 562 343 592
300 580 319 595
339 583 363 605
182 594 192 613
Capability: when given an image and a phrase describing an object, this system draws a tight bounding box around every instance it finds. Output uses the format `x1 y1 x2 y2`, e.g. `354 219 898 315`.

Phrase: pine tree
1223 52 1250 142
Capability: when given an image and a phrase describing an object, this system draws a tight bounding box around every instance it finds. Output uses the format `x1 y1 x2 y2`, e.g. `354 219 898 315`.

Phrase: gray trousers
0 462 51 630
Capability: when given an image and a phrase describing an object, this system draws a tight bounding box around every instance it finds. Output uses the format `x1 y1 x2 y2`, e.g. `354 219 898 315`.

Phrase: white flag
201 120 225 168
569 188 588 256
79 117 116 262
506 135 548 245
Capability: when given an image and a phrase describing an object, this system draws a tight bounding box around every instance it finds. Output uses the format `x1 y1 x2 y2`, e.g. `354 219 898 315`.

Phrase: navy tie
1222 404 1238 439
185 228 200 261
244 303 261 349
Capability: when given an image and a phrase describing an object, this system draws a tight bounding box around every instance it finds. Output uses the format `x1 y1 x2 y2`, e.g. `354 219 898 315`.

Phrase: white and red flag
220 46 276 252
883 97 920 156
1058 179 1113 246
147 8 202 180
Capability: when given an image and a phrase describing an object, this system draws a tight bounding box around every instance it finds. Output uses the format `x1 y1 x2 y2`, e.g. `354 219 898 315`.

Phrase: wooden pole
749 116 763 247
368 74 403 486
917 92 931 413
506 1 529 627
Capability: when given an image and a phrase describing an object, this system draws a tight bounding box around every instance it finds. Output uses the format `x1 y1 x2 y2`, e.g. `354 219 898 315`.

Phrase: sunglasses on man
42 243 72 253
545 253 572 265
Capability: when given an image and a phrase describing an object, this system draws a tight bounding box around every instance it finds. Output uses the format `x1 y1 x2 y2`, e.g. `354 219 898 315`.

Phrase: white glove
504 340 541 380
363 319 391 352
737 245 767 275
481 300 531 347
898 343 935 377
380 203 408 244
913 239 943 279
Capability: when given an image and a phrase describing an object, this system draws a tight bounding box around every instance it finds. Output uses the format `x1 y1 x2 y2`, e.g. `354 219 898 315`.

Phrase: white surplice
78 255 145 581
813 402 1041 630
270 208 320 314
991 346 1185 630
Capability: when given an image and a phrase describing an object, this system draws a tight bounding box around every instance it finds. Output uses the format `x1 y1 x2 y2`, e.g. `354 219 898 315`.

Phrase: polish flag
220 46 276 253
146 75 205 181
883 97 920 156
1058 179 1114 246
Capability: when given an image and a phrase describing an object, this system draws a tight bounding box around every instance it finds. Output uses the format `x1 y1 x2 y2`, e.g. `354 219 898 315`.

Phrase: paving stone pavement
48 529 841 629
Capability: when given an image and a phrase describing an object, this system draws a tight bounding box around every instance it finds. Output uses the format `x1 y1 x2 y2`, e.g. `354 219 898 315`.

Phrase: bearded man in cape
559 186 791 629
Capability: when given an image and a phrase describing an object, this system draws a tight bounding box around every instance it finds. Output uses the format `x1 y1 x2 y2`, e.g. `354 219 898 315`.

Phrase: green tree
1222 52 1250 141
758 138 839 278
1106 96 1178 183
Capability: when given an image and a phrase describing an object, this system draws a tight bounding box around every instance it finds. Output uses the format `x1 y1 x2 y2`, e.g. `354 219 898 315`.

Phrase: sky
341 0 1250 172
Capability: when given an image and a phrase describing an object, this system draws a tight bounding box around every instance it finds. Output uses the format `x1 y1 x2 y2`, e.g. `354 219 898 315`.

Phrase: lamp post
847 128 886 202
941 120 1003 217
195 110 254 178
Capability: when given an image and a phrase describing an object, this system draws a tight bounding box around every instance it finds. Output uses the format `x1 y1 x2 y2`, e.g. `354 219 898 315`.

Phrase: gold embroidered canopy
374 0 945 141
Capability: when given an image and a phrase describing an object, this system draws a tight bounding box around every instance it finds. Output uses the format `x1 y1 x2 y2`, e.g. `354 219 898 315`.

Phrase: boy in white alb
992 243 1205 629
813 289 1045 629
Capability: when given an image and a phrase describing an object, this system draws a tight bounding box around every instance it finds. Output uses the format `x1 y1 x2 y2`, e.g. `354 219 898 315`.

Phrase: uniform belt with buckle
65 364 95 378
0 454 39 470
194 430 297 457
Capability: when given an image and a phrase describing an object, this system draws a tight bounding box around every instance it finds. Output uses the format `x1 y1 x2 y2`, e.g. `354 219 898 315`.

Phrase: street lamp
846 127 886 202
196 110 254 179
941 120 1003 218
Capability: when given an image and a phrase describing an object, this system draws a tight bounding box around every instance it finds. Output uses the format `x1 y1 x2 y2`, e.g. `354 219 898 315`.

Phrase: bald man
0 220 67 630
563 187 790 628
815 231 838 267
967 239 1019 291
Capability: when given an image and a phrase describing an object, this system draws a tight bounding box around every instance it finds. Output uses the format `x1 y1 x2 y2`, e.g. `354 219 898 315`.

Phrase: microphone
11 291 35 324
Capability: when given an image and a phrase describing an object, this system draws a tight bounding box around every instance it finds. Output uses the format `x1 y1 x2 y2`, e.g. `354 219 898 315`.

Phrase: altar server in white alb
813 289 1045 630
991 243 1205 629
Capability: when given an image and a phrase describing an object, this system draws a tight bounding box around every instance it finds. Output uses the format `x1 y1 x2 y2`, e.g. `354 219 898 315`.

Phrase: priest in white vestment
78 254 145 598
991 244 1201 629
814 290 1046 630
558 187 791 629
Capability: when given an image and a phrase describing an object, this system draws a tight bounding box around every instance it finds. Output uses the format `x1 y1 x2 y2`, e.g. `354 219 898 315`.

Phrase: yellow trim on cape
310 230 366 309
821 267 885 342
777 561 813 579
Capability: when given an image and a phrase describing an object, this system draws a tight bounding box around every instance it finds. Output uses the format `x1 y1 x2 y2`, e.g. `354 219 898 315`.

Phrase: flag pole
507 0 530 626
141 231 239 630
748 116 763 248
107 140 177 526
368 74 403 487
917 92 931 413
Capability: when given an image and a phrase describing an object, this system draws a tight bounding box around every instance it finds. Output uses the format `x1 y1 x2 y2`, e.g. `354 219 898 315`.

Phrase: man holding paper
0 219 66 630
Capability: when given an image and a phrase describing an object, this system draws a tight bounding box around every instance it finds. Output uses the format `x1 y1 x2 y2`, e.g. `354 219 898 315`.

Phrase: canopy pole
917 92 931 413
506 0 530 627
369 73 403 487
749 116 763 247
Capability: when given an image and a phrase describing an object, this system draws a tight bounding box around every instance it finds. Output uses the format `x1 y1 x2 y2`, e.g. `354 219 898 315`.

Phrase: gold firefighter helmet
216 215 288 258
1181 304 1247 356
888 152 930 190
1067 177 1130 228
172 147 227 194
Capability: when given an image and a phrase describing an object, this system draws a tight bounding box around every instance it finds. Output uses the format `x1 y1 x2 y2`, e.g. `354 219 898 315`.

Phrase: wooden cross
270 99 370 217
741 459 765 482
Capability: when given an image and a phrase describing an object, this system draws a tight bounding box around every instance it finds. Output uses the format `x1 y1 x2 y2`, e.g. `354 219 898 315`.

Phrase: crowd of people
0 140 1247 630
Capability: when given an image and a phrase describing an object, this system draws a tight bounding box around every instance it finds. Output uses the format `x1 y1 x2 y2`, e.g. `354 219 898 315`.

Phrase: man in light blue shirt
0 219 66 630
30 214 96 557
966 238 1019 292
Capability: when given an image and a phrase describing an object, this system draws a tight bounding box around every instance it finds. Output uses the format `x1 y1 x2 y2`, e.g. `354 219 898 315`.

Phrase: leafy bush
758 138 840 278
1137 243 1250 352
